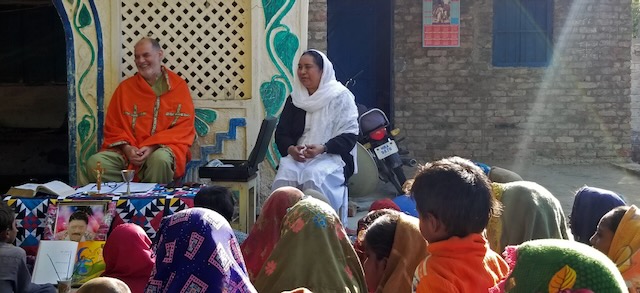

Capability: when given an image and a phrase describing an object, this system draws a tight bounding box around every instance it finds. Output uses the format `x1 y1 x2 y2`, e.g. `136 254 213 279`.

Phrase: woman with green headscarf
490 239 626 292
486 181 571 253
254 197 367 293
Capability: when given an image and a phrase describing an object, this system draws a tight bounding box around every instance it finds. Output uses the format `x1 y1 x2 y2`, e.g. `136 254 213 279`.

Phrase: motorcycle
357 107 417 194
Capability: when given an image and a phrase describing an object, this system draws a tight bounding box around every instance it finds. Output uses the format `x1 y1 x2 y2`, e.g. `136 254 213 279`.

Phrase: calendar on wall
423 0 460 47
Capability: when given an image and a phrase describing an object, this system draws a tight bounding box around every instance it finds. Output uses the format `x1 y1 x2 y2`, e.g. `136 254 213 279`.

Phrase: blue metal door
327 0 393 118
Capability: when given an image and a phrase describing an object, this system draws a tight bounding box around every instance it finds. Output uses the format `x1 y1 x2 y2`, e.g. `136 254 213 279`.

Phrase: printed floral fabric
240 187 304 281
144 208 256 293
254 197 367 293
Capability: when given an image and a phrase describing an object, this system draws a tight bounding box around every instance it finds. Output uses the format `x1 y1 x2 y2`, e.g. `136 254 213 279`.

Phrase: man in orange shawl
84 38 195 184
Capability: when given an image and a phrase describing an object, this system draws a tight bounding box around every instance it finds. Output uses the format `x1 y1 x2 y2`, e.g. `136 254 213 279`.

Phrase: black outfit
275 96 357 182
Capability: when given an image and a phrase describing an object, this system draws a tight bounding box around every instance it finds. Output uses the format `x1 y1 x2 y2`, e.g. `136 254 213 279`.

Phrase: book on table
5 180 76 197
31 240 106 286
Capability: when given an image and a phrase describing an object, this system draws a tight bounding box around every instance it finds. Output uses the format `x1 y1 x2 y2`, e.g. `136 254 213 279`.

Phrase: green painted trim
72 0 98 180
260 0 300 169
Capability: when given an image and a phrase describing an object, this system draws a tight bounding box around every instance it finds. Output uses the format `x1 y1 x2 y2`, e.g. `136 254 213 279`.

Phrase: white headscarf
289 50 359 147
291 49 349 113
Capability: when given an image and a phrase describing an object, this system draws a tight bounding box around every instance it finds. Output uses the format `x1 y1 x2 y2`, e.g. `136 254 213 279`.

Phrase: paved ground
346 162 640 230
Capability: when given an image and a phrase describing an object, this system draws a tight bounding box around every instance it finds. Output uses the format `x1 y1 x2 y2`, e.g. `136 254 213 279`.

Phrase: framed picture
53 201 110 242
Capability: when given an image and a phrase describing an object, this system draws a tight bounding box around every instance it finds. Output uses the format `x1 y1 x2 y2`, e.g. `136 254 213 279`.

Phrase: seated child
354 209 397 263
490 239 626 292
194 185 248 244
77 277 131 293
391 195 418 218
392 179 418 217
410 156 509 292
570 186 626 244
591 205 640 291
0 201 55 293
362 211 429 293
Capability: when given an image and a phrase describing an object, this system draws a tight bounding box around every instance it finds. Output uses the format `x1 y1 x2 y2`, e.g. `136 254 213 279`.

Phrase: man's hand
288 145 307 162
303 144 325 159
121 145 143 166
130 145 160 166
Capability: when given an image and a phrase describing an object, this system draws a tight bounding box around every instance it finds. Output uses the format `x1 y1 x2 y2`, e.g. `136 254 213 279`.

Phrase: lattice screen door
119 0 251 100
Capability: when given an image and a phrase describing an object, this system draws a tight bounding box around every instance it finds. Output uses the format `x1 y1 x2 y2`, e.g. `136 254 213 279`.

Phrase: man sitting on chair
83 37 195 184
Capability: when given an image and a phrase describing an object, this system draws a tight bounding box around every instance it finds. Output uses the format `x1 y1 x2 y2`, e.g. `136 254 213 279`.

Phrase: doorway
0 2 68 191
327 0 394 119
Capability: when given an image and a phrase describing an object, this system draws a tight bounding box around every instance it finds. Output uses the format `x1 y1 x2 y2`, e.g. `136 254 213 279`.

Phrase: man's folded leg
138 147 175 183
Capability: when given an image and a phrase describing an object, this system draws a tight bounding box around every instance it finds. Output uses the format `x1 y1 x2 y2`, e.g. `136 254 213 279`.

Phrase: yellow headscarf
608 204 640 290
486 183 505 252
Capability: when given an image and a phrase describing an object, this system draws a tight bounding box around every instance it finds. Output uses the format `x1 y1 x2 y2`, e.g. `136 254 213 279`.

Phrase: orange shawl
413 233 508 293
608 205 640 292
376 215 428 293
102 68 195 178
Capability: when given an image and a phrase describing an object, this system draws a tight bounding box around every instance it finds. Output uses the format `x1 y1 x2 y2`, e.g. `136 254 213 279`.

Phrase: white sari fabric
273 50 359 225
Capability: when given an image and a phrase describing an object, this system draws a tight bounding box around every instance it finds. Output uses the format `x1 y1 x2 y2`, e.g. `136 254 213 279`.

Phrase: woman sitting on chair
272 49 359 224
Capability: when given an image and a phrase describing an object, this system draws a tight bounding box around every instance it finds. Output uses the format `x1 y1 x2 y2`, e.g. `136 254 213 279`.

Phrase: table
208 174 258 233
2 187 196 256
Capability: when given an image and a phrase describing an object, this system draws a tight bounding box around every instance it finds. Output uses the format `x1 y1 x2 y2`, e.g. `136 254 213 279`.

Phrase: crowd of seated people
1 44 637 290
4 152 640 292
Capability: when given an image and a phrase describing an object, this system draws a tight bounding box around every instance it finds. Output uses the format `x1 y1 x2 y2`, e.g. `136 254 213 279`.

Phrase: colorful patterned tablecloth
2 185 199 255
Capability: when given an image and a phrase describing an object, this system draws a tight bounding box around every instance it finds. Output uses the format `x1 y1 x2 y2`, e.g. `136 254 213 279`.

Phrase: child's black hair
194 185 235 222
0 201 15 240
411 156 501 238
364 213 400 260
605 206 630 233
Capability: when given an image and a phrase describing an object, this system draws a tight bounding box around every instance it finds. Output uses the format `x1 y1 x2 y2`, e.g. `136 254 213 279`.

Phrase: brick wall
632 39 640 161
308 0 632 163
308 0 327 51
394 0 632 163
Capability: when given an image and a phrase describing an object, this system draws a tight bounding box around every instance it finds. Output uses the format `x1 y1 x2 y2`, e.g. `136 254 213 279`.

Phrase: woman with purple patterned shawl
144 208 256 293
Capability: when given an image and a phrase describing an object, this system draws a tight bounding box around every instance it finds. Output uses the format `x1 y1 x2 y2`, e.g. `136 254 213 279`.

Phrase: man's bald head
77 277 131 293
133 37 164 84
135 37 161 51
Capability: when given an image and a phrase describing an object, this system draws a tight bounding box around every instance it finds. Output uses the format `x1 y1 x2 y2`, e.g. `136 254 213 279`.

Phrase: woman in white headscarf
272 49 359 225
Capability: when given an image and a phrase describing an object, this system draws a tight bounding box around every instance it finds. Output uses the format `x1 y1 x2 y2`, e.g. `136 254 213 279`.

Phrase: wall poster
423 0 460 47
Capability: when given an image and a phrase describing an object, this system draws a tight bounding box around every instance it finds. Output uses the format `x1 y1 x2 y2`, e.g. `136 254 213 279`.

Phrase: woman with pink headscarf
102 224 154 293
